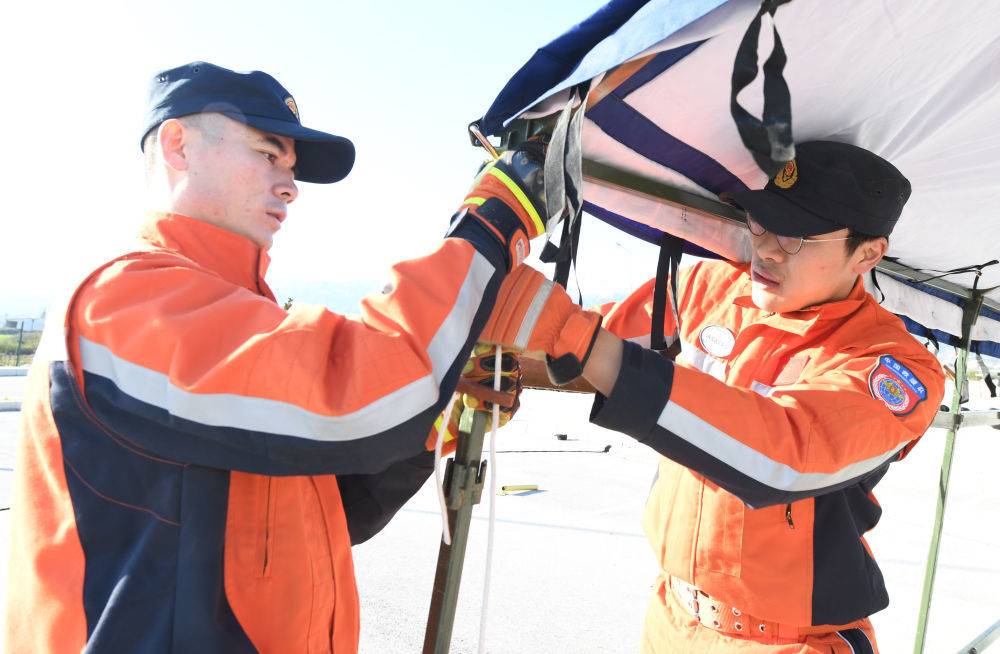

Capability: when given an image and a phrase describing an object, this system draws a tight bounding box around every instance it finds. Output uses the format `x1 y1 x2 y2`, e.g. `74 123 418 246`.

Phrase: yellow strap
464 196 487 206
487 167 545 235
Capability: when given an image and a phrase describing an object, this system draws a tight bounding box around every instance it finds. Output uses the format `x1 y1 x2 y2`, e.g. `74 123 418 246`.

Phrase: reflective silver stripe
841 628 876 654
750 380 773 397
836 632 858 654
657 400 907 492
81 336 439 440
626 333 677 349
427 251 494 382
514 278 554 351
79 253 496 441
680 339 726 381
627 334 651 348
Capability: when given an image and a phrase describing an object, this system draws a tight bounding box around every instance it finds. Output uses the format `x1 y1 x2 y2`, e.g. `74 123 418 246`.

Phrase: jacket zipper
785 503 795 529
262 477 272 575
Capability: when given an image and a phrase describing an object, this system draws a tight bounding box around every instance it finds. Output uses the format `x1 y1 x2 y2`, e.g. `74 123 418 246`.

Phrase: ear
852 237 888 275
157 119 190 172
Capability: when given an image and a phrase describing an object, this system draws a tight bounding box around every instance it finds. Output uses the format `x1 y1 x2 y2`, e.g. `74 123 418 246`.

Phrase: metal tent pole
913 290 984 654
959 618 1000 654
423 409 490 654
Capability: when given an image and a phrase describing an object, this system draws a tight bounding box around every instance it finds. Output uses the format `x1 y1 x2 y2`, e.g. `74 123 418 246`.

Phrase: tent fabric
583 201 723 261
868 273 1000 359
478 0 731 135
478 0 1000 348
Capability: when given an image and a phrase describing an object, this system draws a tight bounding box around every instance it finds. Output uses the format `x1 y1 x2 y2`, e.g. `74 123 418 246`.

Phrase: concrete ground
354 390 1000 654
0 376 25 403
0 378 998 653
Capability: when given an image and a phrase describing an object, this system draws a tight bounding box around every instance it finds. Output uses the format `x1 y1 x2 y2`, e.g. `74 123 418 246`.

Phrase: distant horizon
5 282 997 370
0 271 633 321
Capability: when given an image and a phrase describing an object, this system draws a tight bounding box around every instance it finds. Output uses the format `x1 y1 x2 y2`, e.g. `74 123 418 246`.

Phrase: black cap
722 141 911 237
141 61 355 184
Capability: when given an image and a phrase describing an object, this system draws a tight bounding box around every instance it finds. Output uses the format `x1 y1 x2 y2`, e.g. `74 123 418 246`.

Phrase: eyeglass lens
745 214 803 254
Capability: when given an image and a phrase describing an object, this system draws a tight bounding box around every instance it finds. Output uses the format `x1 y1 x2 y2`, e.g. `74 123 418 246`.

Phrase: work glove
425 344 523 453
449 141 548 270
456 343 522 422
478 265 602 386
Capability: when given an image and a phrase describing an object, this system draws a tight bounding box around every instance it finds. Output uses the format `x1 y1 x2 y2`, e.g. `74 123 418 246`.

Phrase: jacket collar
139 212 273 297
733 269 868 336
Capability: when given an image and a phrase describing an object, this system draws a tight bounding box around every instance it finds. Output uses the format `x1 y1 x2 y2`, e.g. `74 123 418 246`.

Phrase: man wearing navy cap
6 61 545 652
478 141 945 652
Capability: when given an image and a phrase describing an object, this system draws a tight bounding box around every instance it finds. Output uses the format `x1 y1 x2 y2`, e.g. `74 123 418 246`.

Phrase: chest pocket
751 354 810 397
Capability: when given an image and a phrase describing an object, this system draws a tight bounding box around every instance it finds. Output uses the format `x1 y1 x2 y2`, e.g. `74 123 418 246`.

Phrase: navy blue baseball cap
722 141 911 238
141 61 355 184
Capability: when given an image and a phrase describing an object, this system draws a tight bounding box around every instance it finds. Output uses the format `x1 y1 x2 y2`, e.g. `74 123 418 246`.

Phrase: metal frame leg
959 618 1000 653
913 292 984 653
423 410 490 654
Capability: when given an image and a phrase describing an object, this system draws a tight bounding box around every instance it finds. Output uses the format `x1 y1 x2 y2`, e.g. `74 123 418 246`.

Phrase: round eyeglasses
745 213 851 255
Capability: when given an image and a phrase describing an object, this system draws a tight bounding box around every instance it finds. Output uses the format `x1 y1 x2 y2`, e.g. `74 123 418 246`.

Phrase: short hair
845 228 887 255
143 113 225 178
143 126 160 178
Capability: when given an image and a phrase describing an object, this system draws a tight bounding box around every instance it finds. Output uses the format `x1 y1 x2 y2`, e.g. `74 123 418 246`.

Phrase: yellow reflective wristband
486 167 545 235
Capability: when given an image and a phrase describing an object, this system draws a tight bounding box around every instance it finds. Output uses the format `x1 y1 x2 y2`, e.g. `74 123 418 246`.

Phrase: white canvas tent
472 1 1000 651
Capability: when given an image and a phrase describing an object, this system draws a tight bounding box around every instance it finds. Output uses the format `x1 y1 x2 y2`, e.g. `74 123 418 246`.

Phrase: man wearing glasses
478 141 944 652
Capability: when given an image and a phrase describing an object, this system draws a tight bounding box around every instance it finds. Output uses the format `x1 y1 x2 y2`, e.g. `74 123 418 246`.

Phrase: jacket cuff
448 210 513 274
590 340 675 441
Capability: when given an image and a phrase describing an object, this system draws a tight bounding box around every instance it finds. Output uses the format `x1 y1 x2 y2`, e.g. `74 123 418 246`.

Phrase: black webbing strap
975 352 997 398
730 0 795 177
539 221 566 276
870 269 885 304
873 259 999 306
540 207 583 305
555 212 582 295
650 233 684 355
924 329 940 354
541 139 585 303
912 259 998 284
985 372 998 399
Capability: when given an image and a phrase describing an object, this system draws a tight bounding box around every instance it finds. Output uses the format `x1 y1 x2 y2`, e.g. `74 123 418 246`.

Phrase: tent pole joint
423 410 490 654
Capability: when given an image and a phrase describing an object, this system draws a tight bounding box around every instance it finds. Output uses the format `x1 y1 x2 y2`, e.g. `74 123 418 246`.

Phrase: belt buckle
674 579 701 618
670 577 771 636
687 587 701 619
675 578 723 629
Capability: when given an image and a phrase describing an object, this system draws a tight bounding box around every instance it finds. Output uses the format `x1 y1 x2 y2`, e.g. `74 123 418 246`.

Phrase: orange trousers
640 577 878 654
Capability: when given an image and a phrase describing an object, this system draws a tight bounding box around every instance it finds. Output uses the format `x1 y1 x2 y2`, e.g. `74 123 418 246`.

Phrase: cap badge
774 160 798 189
284 97 299 120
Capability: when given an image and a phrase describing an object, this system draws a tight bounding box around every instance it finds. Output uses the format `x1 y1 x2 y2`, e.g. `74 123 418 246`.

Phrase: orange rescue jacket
6 212 510 653
593 260 944 627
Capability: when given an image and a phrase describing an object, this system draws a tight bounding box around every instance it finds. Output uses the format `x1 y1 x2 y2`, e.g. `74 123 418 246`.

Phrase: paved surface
0 377 25 403
0 377 998 653
0 410 16 654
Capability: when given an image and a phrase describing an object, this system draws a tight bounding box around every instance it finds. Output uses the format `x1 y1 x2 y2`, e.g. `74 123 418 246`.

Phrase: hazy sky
2 0 663 316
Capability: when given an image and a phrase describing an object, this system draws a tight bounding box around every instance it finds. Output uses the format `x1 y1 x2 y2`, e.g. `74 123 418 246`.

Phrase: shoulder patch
869 354 927 416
